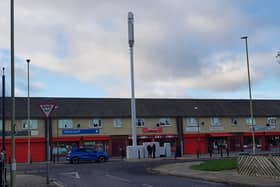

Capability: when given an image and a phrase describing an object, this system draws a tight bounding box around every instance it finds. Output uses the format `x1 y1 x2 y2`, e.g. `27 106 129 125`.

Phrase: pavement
4 152 280 187
150 153 280 187
4 174 62 187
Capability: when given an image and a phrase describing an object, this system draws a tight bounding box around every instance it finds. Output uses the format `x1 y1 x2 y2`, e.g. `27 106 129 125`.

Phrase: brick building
1 97 280 162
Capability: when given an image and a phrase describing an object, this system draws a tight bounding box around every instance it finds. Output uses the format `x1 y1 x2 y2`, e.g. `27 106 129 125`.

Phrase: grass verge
190 159 237 171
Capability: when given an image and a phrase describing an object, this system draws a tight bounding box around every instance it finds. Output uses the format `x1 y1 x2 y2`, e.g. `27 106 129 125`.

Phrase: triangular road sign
40 104 56 118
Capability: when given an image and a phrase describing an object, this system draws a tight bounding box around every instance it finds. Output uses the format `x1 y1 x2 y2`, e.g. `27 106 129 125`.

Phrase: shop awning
209 133 233 137
264 132 280 136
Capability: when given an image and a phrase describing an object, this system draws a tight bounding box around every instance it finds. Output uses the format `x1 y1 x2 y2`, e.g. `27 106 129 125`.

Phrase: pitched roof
1 97 280 118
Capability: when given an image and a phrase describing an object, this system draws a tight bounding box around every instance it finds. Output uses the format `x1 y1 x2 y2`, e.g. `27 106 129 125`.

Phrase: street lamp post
10 0 17 186
2 67 7 186
128 12 137 146
26 59 31 164
194 106 200 158
197 120 200 159
241 36 256 155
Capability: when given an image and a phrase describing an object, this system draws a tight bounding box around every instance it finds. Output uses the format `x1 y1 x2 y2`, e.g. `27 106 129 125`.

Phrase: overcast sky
0 0 279 99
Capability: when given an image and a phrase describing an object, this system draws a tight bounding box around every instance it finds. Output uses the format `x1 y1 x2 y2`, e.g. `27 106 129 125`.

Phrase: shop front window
243 137 261 150
82 141 108 152
268 136 280 151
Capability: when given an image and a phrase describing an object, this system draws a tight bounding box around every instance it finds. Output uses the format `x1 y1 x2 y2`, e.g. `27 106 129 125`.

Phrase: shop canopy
209 133 233 137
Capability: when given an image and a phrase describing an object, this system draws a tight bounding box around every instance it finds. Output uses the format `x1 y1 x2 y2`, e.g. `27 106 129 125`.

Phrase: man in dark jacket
152 144 156 158
147 144 152 158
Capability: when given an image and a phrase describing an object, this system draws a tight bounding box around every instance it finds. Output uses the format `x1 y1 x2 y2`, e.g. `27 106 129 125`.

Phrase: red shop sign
143 127 163 133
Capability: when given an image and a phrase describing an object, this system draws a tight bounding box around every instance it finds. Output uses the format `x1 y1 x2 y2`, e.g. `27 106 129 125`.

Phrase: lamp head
241 36 248 40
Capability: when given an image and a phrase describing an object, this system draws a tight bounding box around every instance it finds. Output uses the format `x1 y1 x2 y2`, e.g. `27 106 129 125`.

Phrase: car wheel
72 157 79 164
98 156 105 162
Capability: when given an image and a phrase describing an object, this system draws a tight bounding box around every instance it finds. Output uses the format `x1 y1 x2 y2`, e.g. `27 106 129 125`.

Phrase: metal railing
238 154 280 179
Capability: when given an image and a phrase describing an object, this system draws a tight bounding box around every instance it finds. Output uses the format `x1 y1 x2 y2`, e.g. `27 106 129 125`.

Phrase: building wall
1 119 45 137
1 115 280 162
183 117 280 134
51 117 178 136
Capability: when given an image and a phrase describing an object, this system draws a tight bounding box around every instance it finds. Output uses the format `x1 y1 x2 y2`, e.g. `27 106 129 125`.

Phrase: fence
238 154 280 179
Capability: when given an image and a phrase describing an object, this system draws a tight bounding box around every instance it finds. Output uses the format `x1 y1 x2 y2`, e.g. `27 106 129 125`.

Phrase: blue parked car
66 147 109 164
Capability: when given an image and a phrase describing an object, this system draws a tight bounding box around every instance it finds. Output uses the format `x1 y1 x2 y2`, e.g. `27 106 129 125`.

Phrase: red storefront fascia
0 136 111 163
184 131 280 153
0 137 46 163
183 133 233 154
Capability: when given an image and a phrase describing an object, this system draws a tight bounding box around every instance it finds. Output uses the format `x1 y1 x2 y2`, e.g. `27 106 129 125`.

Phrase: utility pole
10 0 16 186
128 11 137 146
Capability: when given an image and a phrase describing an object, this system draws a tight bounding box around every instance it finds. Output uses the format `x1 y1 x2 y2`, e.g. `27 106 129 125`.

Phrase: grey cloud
0 0 279 98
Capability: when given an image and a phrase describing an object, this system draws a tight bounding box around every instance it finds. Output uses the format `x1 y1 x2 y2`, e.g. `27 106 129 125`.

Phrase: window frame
136 118 145 127
231 118 238 126
267 117 277 126
113 118 123 128
210 117 221 126
89 119 102 128
22 119 38 129
58 119 73 129
186 117 198 127
159 118 171 126
245 118 256 126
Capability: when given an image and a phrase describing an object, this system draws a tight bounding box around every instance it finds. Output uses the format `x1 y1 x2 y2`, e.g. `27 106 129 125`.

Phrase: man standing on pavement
152 143 156 158
147 144 152 158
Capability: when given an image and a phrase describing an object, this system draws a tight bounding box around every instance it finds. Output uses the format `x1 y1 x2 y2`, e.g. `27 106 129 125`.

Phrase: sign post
40 104 55 184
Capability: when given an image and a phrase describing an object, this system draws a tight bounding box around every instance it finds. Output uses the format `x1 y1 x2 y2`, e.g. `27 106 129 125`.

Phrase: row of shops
184 132 280 154
1 132 280 163
2 98 280 163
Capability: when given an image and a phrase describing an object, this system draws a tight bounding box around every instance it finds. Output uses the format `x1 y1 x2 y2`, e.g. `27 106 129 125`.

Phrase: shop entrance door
111 136 128 157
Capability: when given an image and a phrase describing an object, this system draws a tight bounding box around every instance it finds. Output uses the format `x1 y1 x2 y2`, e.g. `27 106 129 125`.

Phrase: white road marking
105 174 130 183
61 171 80 179
53 181 65 187
142 184 154 187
